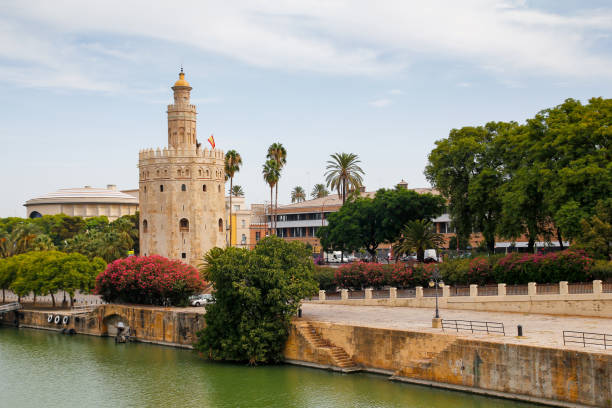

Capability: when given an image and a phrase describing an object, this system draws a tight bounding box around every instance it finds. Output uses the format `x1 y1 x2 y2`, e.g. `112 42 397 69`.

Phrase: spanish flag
207 134 215 149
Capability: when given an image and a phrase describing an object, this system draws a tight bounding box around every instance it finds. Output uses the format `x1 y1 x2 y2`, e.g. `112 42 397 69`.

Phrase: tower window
177 169 181 176
181 253 186 259
179 218 189 232
144 186 147 193
143 220 148 233
181 184 186 191
203 184 207 192
218 185 221 193
160 185 164 192
218 218 223 232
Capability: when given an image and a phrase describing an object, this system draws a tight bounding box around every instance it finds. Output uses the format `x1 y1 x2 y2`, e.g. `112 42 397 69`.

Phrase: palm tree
291 186 306 203
392 220 445 262
225 150 243 247
311 183 329 199
231 185 244 197
267 143 287 230
262 159 280 235
325 152 365 203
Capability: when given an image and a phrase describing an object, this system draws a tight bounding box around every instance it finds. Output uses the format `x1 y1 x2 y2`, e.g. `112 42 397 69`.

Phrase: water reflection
0 328 536 408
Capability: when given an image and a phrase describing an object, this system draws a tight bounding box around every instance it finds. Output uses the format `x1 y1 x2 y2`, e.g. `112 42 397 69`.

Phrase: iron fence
372 290 390 299
604 282 612 294
536 284 560 295
442 319 505 335
477 285 498 296
396 289 416 298
506 285 528 296
563 331 611 349
450 286 470 297
348 291 365 300
568 283 593 294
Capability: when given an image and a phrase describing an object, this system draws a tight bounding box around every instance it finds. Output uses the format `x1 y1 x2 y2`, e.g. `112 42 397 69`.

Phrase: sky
1 0 612 217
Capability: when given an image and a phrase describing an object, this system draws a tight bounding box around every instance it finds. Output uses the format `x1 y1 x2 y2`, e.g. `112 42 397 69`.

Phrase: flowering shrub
467 257 493 285
492 250 593 284
95 255 205 306
389 262 414 288
335 262 386 289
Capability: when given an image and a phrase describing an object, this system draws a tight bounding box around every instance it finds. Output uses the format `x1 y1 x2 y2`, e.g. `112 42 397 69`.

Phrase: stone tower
138 70 226 265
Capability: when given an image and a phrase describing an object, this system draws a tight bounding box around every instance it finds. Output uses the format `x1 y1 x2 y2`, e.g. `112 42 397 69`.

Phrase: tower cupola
167 68 197 149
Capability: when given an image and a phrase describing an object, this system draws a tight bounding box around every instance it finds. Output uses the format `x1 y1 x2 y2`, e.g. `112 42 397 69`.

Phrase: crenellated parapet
138 147 225 160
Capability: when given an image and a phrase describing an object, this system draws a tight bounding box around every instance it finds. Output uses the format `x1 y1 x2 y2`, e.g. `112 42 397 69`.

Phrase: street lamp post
429 267 443 326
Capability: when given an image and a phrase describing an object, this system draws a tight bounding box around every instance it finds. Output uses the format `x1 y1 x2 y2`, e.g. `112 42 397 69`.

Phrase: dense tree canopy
426 97 611 255
317 188 445 259
195 237 317 364
0 251 105 305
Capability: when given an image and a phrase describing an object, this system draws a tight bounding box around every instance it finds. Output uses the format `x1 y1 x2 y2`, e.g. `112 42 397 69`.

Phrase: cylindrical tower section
168 70 197 149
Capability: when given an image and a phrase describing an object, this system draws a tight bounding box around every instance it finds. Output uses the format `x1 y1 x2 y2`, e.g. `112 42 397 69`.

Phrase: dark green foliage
317 187 445 259
195 237 318 364
0 251 105 306
313 265 336 291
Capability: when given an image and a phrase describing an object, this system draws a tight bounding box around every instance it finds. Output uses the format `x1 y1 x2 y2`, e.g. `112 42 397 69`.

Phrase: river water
0 328 537 408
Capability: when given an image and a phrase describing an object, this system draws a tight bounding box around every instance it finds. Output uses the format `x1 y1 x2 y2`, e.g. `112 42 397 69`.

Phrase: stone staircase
296 322 360 372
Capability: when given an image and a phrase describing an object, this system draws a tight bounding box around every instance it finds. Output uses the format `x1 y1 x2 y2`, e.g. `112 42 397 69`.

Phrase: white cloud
370 98 391 108
1 0 612 91
388 89 403 95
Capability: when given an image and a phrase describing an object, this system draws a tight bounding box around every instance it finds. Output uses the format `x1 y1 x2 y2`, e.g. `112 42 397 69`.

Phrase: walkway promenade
301 303 612 352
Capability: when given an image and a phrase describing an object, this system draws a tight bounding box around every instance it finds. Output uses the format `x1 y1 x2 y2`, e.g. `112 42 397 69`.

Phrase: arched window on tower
179 218 189 232
160 185 164 192
218 184 221 193
143 220 148 233
177 169 181 177
202 184 207 192
181 184 186 191
218 218 223 232
144 186 147 194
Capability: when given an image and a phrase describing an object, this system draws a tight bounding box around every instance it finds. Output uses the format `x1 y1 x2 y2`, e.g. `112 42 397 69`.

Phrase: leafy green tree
291 186 306 203
267 143 287 231
426 123 512 252
195 237 317 364
318 188 444 260
393 220 445 262
573 199 612 260
325 152 364 203
85 216 110 231
230 185 244 197
311 183 329 199
0 257 17 302
262 159 280 233
225 150 243 247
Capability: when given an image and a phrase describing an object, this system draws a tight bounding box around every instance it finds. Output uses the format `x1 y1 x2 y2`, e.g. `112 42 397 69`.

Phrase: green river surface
0 327 538 408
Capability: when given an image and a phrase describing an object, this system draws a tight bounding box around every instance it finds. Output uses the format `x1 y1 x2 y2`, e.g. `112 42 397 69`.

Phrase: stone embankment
3 304 610 407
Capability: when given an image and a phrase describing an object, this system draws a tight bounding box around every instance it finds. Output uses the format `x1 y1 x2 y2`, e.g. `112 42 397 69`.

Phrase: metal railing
450 286 470 296
477 285 498 296
442 319 505 335
506 285 528 296
396 289 416 298
536 283 560 295
563 331 611 349
568 283 593 294
604 282 612 293
348 291 365 300
372 290 390 299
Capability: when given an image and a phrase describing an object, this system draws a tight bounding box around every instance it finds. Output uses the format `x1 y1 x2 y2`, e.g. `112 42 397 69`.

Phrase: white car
190 294 213 306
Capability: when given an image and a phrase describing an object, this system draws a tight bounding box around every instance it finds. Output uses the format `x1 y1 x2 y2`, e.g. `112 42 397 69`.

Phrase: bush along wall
95 255 204 306
326 250 597 290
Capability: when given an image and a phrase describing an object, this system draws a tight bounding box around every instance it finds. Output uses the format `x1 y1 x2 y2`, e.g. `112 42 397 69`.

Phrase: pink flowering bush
492 250 593 284
467 256 494 285
95 255 205 306
334 262 387 289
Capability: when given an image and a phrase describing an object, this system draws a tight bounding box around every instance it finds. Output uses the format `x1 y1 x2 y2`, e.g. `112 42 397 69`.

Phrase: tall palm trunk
229 177 233 247
275 184 279 232
270 187 274 235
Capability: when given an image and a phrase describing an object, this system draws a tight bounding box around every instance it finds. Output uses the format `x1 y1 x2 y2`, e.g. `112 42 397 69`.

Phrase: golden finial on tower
173 67 190 87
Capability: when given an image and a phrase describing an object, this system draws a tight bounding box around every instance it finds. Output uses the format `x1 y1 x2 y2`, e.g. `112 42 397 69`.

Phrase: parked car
190 294 214 307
